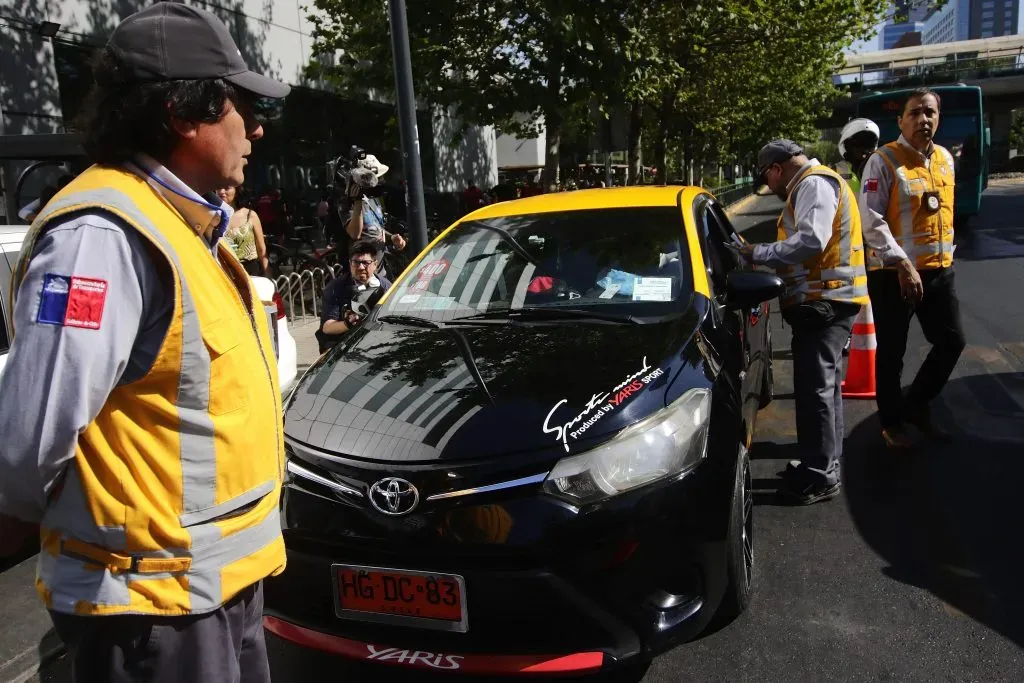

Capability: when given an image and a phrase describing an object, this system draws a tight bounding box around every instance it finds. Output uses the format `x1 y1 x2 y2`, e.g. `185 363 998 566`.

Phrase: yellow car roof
464 185 708 220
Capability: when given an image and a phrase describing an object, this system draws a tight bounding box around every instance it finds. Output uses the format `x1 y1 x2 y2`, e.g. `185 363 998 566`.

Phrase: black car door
695 196 768 426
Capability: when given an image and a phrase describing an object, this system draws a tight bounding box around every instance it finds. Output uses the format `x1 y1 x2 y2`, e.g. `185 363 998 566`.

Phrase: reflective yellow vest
776 165 869 308
833 160 860 193
870 141 955 271
12 166 285 616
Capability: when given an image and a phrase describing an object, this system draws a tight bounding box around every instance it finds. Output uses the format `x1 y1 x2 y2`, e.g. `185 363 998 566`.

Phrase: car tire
719 445 754 620
758 318 774 409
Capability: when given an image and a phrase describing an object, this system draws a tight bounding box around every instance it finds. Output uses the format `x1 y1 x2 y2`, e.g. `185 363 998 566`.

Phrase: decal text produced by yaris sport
543 357 665 451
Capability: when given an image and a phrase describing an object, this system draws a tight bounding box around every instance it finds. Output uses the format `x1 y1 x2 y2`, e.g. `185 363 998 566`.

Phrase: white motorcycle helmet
838 118 880 158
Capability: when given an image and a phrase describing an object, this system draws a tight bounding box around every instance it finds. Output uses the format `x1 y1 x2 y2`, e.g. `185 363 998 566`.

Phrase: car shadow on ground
842 380 1024 649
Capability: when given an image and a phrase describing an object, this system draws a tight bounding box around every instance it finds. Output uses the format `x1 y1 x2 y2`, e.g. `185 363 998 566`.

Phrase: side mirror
725 271 785 309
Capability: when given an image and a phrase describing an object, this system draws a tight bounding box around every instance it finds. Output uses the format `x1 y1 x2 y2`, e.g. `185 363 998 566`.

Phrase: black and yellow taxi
264 186 781 675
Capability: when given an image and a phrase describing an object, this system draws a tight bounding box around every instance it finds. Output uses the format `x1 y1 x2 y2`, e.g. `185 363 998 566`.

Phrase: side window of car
698 201 742 295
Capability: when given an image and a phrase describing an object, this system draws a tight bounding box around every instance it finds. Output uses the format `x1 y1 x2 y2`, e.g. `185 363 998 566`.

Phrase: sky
846 21 886 54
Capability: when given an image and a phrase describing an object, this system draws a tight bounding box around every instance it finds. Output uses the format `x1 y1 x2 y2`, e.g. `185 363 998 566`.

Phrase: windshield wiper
376 314 444 329
471 223 544 270
454 308 642 325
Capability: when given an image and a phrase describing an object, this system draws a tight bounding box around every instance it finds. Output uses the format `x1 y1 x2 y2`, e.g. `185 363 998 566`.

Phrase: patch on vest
37 273 108 330
864 178 879 192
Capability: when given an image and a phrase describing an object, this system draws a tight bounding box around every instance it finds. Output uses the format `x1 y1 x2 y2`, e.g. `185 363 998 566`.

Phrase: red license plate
333 564 468 632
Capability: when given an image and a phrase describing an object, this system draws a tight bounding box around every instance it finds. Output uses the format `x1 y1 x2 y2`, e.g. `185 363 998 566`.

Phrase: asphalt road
22 183 1024 682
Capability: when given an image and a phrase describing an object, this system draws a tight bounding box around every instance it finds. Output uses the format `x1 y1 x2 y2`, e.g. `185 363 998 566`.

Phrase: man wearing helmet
835 118 880 193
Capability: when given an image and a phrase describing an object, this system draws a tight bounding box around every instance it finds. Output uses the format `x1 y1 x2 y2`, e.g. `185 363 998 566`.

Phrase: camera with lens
328 145 383 200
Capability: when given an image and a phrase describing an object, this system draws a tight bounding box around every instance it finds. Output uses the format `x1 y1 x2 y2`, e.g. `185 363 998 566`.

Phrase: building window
981 29 994 37
982 10 993 19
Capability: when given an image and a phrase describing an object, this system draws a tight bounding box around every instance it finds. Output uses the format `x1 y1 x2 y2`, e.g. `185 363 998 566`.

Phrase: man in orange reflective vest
0 4 289 681
738 140 868 505
859 88 966 450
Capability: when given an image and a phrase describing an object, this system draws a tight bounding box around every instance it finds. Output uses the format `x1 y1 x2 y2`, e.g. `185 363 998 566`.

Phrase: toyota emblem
368 477 420 516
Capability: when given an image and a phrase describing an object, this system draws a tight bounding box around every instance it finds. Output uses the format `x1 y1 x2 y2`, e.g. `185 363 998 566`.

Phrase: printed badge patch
37 273 108 330
864 179 879 193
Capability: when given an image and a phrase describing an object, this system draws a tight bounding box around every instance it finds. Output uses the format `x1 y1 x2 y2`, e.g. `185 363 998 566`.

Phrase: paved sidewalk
291 317 323 372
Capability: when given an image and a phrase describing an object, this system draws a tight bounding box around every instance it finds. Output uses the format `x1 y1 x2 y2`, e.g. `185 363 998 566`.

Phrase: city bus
855 84 990 228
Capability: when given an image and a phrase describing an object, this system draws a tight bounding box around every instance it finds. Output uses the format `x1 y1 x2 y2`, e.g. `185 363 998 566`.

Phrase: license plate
332 564 468 633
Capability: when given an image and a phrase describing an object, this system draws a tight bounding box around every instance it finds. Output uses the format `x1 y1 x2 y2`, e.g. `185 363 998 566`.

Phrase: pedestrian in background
0 3 290 681
737 139 869 505
859 87 965 449
219 184 269 276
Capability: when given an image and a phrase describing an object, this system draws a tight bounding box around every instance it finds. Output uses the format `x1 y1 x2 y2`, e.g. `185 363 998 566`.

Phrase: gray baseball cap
108 2 290 99
756 139 804 179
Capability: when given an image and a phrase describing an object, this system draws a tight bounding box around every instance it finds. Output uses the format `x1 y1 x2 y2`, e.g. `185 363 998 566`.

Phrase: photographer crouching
316 239 392 353
340 147 407 278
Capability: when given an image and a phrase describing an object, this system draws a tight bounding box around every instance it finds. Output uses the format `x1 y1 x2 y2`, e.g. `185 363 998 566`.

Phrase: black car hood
284 310 703 462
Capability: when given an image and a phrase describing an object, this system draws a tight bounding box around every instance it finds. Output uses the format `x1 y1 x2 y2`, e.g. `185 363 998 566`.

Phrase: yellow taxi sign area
380 185 714 303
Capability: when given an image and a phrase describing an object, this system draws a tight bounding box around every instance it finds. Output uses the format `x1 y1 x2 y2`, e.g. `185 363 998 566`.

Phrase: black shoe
778 478 841 506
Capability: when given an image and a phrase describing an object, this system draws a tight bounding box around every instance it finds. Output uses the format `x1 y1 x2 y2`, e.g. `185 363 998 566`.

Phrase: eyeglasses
351 259 374 267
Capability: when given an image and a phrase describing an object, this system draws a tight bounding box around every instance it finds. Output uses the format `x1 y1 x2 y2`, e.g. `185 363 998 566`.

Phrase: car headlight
542 388 711 506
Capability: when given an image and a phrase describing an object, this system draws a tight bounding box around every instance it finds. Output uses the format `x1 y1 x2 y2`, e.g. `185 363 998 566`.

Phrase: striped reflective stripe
878 146 916 252
24 187 276 614
851 334 877 351
837 188 853 266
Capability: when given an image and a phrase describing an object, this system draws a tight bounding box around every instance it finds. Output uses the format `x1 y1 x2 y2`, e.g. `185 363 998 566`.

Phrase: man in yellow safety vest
859 87 966 450
738 139 869 505
0 3 290 681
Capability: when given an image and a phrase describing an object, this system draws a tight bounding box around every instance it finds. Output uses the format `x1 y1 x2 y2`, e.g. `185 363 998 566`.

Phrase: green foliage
1010 109 1024 155
804 140 842 166
306 0 889 180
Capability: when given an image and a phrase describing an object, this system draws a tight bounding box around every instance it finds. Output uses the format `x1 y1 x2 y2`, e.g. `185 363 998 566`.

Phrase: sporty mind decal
542 356 665 451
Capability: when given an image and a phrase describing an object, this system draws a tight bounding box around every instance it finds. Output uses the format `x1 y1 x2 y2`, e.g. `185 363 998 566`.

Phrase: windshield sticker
599 284 621 299
424 296 457 310
543 356 665 451
632 277 672 302
410 258 449 291
398 294 421 304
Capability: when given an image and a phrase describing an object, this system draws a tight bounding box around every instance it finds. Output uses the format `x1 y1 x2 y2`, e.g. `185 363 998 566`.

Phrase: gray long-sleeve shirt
753 158 841 268
0 158 230 522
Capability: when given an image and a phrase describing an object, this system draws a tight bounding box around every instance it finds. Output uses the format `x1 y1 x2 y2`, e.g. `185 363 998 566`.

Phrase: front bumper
264 453 734 673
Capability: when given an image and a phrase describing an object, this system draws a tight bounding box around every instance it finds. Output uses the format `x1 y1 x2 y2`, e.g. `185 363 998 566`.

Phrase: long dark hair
78 47 239 165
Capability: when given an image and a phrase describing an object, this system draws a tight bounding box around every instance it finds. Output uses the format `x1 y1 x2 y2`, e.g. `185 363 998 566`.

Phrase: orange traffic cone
841 302 876 399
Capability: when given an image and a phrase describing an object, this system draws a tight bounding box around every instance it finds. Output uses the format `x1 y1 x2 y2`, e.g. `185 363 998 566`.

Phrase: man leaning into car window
736 139 869 506
317 239 392 353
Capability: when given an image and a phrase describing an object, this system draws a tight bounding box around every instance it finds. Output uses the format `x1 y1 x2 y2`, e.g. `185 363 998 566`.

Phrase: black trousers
49 582 271 683
867 266 966 429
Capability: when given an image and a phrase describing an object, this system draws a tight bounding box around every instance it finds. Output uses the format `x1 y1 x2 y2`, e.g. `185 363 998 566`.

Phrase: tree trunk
653 131 667 184
544 117 562 190
542 54 564 190
626 101 643 185
652 94 673 183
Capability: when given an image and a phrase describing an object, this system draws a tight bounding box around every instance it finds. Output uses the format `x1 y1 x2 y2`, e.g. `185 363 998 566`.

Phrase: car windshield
379 206 692 322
